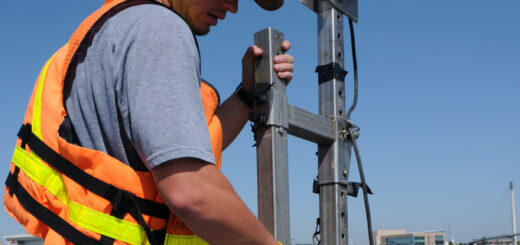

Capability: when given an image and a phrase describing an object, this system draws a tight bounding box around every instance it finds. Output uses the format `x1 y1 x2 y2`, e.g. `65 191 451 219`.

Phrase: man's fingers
273 41 294 83
243 45 263 63
274 63 294 73
253 45 263 57
274 54 294 64
277 71 293 82
281 40 291 52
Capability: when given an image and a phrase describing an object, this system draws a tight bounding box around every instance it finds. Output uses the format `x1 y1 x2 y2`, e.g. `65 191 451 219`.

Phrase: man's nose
223 0 238 13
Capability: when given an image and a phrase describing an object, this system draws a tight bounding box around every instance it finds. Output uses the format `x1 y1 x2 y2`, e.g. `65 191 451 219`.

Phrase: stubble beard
169 0 209 35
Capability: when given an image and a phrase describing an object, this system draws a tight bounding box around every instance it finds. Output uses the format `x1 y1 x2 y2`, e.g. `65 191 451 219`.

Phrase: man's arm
217 42 294 149
152 158 278 245
217 93 251 150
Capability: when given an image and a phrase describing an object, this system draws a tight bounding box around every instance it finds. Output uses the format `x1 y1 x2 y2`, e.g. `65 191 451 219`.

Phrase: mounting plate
300 0 358 22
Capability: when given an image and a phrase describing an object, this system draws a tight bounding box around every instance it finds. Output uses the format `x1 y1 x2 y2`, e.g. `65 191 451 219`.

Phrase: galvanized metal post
253 27 291 245
511 182 518 245
316 1 351 244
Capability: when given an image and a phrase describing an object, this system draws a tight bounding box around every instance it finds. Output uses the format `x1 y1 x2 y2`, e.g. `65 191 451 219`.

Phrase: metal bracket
266 91 289 128
300 0 358 22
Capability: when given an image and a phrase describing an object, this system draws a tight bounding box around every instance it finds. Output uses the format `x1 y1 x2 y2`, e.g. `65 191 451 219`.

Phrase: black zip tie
315 62 348 84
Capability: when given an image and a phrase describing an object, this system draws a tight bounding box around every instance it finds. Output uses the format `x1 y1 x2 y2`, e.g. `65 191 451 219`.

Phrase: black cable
347 18 375 245
348 126 374 245
346 18 358 121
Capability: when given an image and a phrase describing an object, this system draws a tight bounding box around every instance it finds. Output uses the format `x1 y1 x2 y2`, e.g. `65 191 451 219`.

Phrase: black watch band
235 83 254 109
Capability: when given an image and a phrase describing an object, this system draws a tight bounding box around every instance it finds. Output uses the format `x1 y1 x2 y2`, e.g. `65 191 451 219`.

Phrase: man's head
161 0 283 35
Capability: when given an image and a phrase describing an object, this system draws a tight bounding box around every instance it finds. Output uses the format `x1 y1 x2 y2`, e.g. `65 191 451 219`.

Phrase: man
117 0 293 244
4 0 294 244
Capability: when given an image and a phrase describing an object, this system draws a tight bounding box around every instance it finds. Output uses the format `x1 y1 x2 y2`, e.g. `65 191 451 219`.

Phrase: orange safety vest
3 0 223 244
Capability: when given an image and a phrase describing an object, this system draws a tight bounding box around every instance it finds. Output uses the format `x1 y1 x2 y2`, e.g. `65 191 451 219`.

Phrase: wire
346 18 358 121
347 18 375 245
348 126 374 245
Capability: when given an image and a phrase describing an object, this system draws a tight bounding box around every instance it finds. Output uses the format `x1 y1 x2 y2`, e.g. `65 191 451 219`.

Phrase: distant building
3 234 43 245
374 230 407 245
379 230 445 245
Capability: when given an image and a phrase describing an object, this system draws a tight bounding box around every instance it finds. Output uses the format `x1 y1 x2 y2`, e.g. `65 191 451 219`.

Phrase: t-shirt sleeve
115 6 215 169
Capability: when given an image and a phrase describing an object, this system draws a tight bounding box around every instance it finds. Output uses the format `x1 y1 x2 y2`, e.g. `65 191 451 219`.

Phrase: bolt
341 170 348 177
339 129 348 139
259 114 267 124
254 93 267 105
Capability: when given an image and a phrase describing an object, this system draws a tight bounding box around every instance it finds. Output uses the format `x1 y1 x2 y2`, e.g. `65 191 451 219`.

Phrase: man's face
166 0 238 35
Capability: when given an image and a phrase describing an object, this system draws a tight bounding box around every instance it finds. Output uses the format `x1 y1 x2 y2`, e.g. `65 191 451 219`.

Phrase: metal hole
337 14 341 20
338 51 342 58
340 191 344 197
338 33 342 39
339 90 343 97
339 110 343 116
342 234 345 239
341 212 345 218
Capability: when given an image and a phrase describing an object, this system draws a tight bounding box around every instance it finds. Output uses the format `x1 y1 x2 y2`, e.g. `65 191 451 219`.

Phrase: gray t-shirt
66 4 216 170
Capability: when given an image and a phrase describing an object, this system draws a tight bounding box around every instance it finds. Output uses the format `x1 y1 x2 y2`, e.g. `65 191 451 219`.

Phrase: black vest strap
6 171 105 245
7 166 20 196
17 123 168 244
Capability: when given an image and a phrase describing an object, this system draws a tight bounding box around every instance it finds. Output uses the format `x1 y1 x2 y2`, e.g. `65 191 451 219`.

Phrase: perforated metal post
315 1 351 244
254 27 291 245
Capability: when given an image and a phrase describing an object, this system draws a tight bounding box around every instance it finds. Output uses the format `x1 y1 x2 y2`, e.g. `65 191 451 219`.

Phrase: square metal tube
254 27 291 245
317 1 352 244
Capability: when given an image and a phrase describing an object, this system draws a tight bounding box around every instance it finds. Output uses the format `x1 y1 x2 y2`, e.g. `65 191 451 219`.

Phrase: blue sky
1 1 519 244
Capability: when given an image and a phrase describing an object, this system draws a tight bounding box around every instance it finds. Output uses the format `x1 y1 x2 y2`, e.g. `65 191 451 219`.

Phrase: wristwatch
235 83 254 109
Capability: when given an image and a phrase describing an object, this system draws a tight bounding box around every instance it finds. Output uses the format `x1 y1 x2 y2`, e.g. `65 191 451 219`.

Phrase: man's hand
242 40 294 91
215 41 295 150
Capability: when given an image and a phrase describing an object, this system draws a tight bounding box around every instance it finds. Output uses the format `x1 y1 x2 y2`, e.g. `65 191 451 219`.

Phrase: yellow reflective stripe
12 146 69 204
11 147 146 245
163 234 209 245
69 202 146 245
31 53 56 139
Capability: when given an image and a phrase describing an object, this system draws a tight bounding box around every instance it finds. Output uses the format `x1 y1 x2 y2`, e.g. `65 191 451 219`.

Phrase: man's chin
193 26 211 36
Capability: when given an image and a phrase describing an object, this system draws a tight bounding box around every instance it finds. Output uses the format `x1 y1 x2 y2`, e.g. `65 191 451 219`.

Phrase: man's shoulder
104 3 193 38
